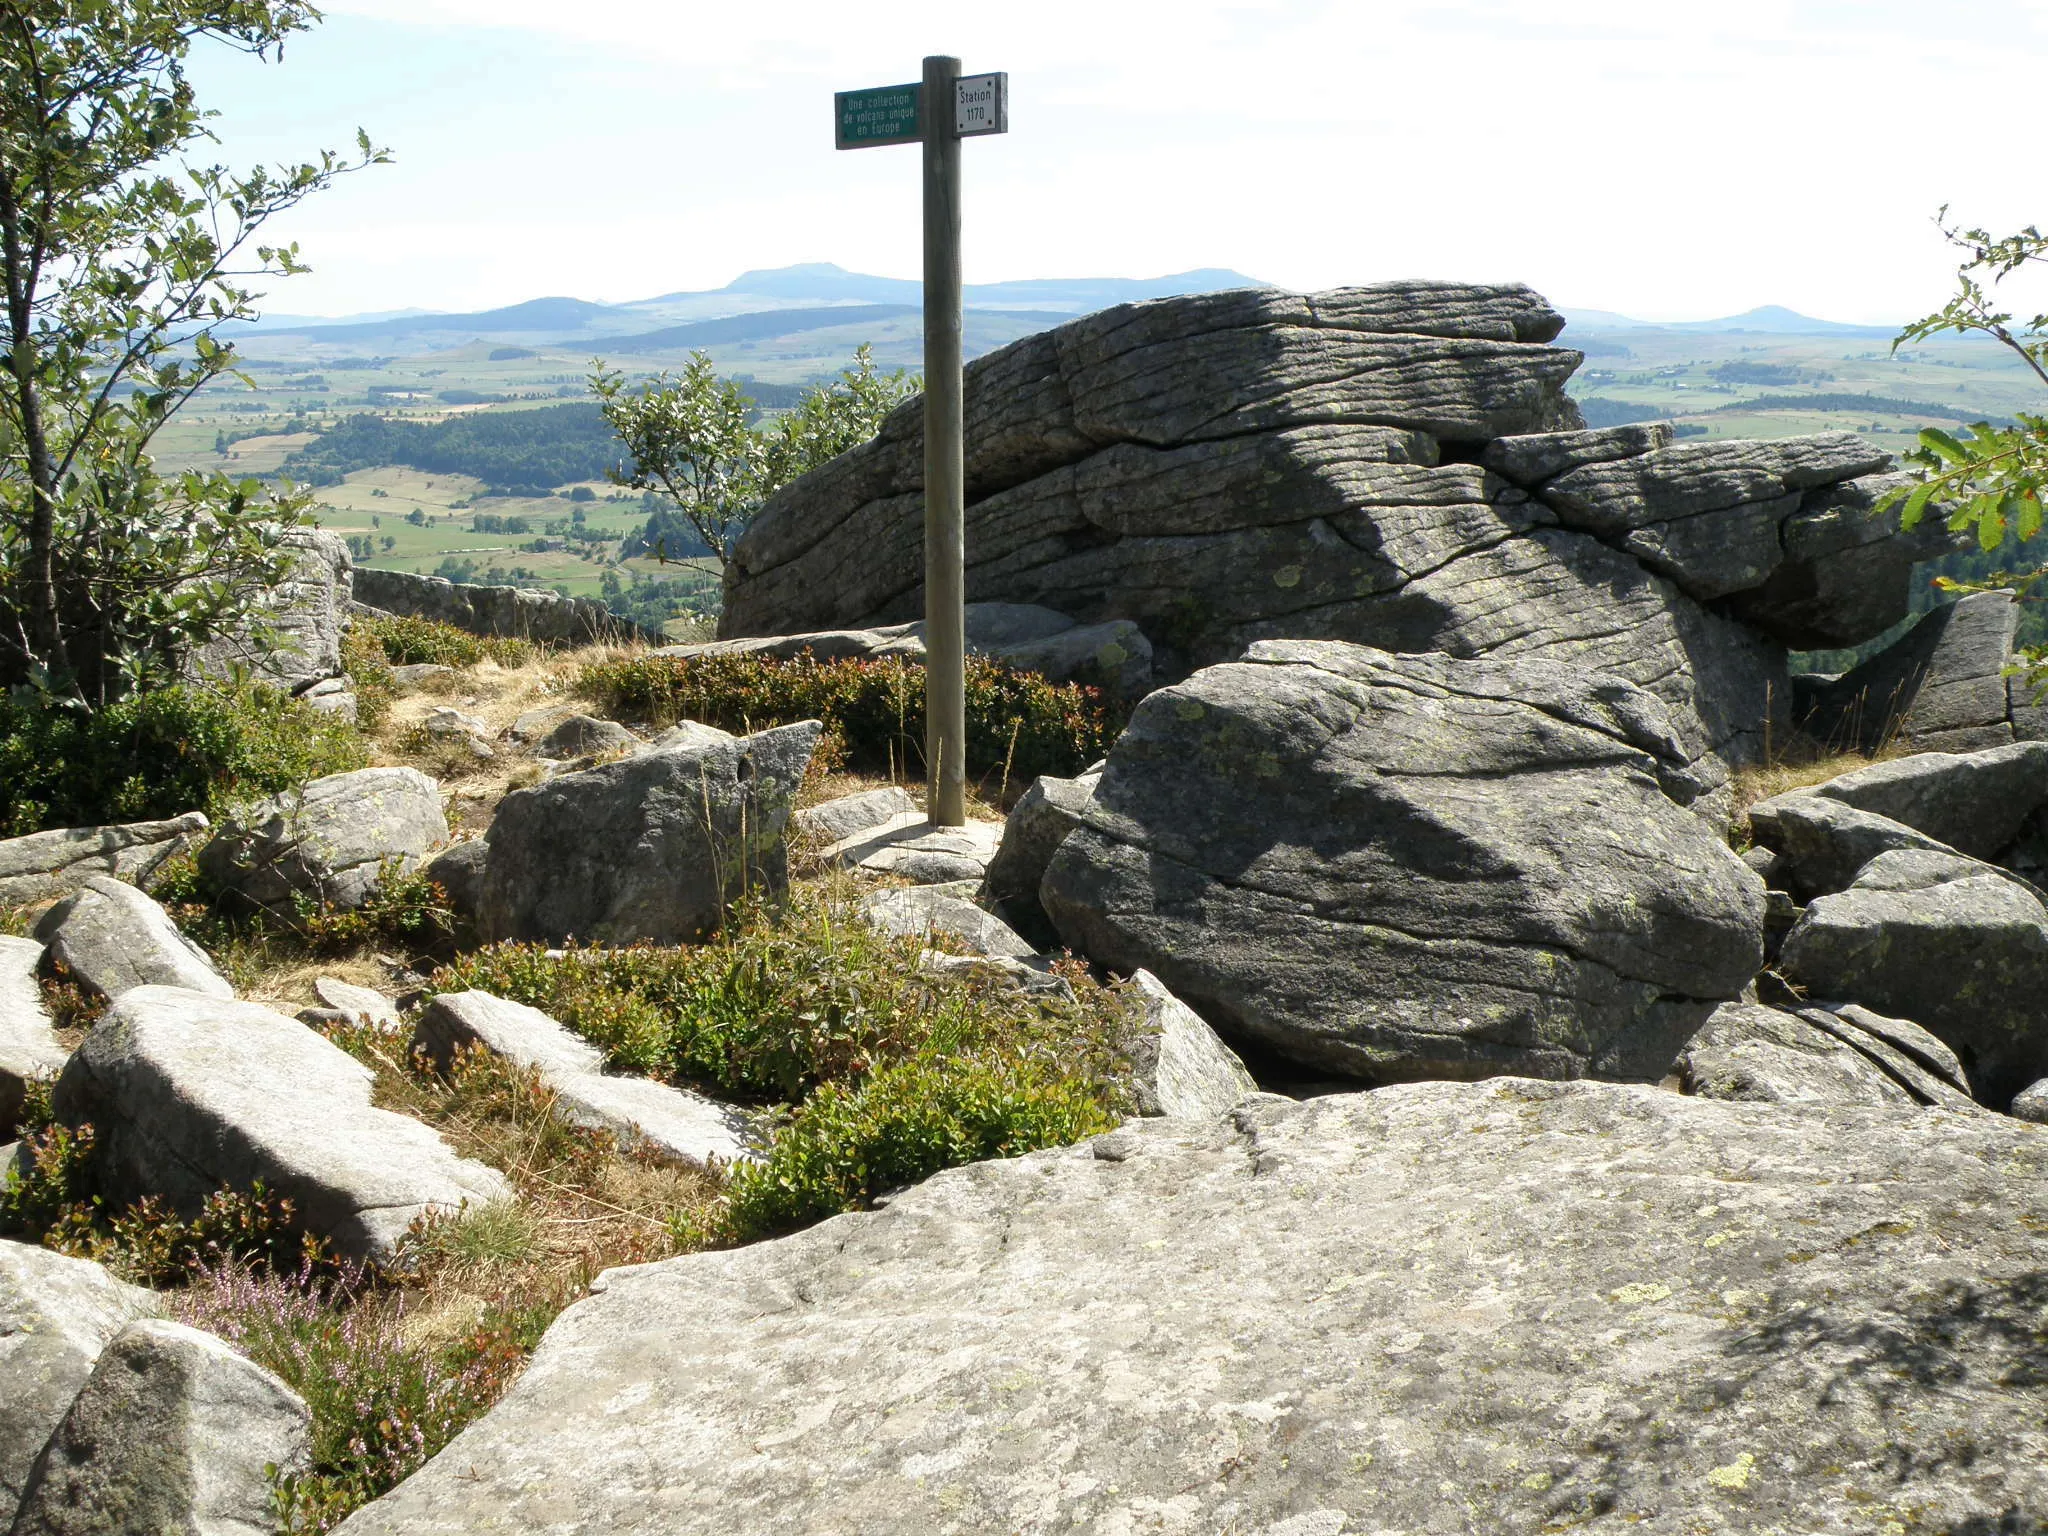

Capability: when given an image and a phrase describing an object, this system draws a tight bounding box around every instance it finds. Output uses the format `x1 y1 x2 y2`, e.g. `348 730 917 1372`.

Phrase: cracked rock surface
331 1078 2048 1535
1039 641 1764 1084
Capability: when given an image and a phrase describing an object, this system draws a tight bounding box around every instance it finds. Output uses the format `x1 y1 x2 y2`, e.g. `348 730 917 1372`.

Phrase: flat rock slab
1807 740 2048 859
54 986 510 1263
416 992 760 1167
822 814 1004 885
0 1241 161 1515
313 977 403 1033
33 876 231 1002
0 937 65 1135
858 884 1036 958
11 1318 309 1536
335 1078 2048 1535
792 786 918 847
0 812 209 907
200 766 449 911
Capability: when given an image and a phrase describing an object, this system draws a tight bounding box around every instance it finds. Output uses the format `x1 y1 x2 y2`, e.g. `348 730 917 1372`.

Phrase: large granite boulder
0 939 65 1137
0 813 209 907
0 1243 161 1517
1801 740 2048 859
1798 590 2026 754
52 986 510 1262
1676 998 1978 1111
474 721 821 946
977 770 1101 949
722 284 1924 767
32 877 231 1001
1778 848 2048 1108
1744 792 1960 901
199 767 448 912
9 1318 309 1536
333 1079 2048 1535
1040 641 1764 1084
187 529 352 693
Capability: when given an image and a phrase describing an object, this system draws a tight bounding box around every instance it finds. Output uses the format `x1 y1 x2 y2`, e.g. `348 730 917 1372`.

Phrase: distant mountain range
1559 304 1897 337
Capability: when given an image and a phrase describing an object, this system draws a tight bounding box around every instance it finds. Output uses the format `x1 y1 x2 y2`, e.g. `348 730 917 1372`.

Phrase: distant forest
285 377 814 495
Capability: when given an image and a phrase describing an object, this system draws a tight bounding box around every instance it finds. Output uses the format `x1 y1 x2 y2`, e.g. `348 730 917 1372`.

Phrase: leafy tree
0 1 385 701
591 344 920 566
1883 210 2048 564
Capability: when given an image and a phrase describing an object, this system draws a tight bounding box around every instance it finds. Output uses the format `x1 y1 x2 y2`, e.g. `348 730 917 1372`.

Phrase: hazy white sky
184 0 2048 323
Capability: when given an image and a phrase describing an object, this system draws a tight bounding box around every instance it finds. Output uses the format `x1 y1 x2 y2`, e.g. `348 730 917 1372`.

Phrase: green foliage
284 866 452 956
1880 211 2048 560
350 612 535 669
0 1 387 700
591 344 919 564
282 402 624 492
576 651 1118 788
436 888 1136 1235
722 1053 1116 1240
0 683 365 836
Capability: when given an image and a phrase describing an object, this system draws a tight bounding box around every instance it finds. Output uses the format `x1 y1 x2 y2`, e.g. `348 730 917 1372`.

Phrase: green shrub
353 613 535 670
722 1053 1116 1239
0 684 366 836
575 651 1118 788
436 890 1137 1234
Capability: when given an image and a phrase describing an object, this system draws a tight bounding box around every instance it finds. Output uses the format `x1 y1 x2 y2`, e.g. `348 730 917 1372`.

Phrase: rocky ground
7 277 2048 1534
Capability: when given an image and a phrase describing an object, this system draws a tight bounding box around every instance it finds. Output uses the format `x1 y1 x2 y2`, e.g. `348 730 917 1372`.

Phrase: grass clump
0 683 366 837
353 613 536 670
575 650 1118 790
437 887 1136 1238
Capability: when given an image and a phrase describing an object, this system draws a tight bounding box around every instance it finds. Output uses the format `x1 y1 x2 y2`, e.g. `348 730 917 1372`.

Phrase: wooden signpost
835 58 1007 828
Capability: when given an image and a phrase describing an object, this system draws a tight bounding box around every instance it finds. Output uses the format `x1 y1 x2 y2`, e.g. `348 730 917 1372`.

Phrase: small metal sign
954 72 1007 137
835 82 921 149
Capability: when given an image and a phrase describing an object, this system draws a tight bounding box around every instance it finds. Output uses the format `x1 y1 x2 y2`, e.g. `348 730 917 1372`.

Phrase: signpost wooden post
835 58 1007 828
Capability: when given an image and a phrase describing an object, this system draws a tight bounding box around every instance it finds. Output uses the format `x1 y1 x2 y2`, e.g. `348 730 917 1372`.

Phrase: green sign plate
835 83 921 150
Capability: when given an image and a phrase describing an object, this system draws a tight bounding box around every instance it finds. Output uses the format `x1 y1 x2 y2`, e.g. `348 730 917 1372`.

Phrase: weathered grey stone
989 618 1154 701
330 1079 2048 1536
313 977 401 1032
1779 848 2048 1106
1799 590 2021 754
857 884 1036 958
190 529 352 692
1480 422 1673 487
299 677 358 723
352 567 654 644
978 772 1101 949
1536 434 1892 603
415 992 759 1167
0 939 64 1136
389 662 457 689
2011 1078 2048 1122
1797 1004 1985 1114
916 951 1075 1002
1041 642 1763 1084
1804 740 2048 859
820 814 1004 886
635 721 739 757
422 706 489 739
792 786 918 847
32 877 230 1002
1675 1000 1916 1108
1726 472 1968 648
533 715 637 761
53 986 510 1262
476 721 821 946
0 813 210 907
507 703 581 742
199 767 448 912
1125 969 1257 1118
0 1242 160 1516
10 1318 309 1536
1745 792 1959 899
420 840 487 921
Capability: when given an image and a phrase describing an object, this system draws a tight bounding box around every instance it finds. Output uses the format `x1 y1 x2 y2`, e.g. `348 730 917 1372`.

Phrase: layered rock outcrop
723 283 1948 764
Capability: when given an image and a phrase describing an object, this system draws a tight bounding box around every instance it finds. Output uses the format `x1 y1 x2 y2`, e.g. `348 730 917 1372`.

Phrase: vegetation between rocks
576 649 1120 791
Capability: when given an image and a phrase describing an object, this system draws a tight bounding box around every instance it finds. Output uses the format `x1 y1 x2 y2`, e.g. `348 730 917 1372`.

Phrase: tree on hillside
590 344 920 566
0 1 385 701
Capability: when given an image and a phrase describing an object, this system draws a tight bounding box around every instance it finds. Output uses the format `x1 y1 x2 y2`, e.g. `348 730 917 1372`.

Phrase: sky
182 0 2048 325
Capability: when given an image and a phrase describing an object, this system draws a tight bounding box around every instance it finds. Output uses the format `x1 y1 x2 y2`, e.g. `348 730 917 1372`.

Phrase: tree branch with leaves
0 0 388 702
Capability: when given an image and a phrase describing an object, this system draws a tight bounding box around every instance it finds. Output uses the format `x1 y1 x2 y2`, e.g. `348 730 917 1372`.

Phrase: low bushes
575 651 1118 789
436 888 1137 1238
0 684 366 837
350 612 536 670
